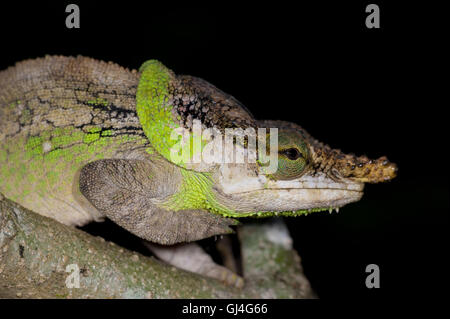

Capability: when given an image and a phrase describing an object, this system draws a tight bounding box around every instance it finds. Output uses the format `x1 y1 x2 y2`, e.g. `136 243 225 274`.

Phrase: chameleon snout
338 155 398 184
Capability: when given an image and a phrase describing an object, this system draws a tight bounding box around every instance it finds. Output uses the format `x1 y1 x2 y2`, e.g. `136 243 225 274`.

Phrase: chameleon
0 56 397 286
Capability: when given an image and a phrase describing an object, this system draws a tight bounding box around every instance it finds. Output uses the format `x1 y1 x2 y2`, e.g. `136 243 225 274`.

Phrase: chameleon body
0 56 397 246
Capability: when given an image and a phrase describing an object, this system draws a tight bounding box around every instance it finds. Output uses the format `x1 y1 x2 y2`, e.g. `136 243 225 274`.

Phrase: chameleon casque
0 56 397 286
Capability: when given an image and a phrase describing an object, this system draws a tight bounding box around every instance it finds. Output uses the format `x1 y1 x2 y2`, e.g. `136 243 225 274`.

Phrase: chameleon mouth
219 187 364 218
221 182 364 195
257 185 364 192
264 180 365 192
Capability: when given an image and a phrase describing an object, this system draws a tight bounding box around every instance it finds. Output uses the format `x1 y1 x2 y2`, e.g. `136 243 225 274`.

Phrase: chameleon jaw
213 187 364 218
214 166 365 216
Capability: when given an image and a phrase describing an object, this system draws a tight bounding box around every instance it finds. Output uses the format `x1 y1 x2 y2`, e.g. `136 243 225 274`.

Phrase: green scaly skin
160 169 325 218
0 56 150 226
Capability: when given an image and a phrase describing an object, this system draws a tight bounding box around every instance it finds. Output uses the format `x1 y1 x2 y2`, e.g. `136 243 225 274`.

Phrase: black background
0 0 447 300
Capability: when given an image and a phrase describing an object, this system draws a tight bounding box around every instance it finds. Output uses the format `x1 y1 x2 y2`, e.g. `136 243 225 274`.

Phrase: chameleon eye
274 145 309 180
258 129 311 180
280 148 302 161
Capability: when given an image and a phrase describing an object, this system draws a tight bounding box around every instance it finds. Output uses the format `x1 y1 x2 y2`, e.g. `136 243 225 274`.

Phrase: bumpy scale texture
0 56 148 226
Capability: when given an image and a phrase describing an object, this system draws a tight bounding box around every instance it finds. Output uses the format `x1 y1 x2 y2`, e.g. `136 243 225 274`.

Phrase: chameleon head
136 60 397 217
213 120 398 216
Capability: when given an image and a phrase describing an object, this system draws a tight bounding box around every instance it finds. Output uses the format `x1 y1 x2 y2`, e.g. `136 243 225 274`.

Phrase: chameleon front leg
79 158 236 245
216 235 240 274
144 241 244 288
79 157 243 286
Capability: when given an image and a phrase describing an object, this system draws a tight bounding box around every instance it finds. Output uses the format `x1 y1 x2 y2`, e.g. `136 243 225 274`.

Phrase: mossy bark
0 193 315 298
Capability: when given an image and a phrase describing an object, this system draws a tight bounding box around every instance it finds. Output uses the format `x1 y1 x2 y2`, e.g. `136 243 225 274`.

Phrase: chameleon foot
205 264 244 288
144 241 244 288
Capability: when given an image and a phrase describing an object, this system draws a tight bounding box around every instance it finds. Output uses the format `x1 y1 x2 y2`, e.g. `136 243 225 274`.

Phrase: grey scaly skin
0 56 397 286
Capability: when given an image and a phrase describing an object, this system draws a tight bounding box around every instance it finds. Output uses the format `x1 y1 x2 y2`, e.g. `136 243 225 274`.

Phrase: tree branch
0 193 315 298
